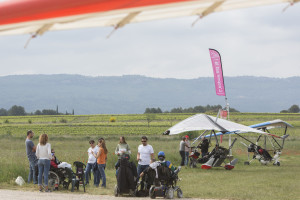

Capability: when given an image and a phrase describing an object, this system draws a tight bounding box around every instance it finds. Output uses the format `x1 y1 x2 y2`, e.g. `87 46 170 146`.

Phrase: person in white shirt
36 133 52 192
85 140 100 186
137 136 154 187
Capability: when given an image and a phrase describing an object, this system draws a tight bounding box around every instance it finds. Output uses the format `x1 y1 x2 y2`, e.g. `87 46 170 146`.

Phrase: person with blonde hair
36 133 52 192
92 138 108 188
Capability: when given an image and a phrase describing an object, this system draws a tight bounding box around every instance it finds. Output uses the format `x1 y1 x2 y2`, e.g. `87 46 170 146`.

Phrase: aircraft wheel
244 161 250 165
177 188 183 198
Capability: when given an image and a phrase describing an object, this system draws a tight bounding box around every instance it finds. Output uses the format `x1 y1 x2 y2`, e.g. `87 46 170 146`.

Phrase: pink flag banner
209 49 226 96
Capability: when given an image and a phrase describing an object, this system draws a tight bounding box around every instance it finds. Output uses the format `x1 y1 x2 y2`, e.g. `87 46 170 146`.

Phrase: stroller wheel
165 187 174 199
71 178 76 192
177 188 183 198
244 161 250 165
149 186 156 199
114 185 119 197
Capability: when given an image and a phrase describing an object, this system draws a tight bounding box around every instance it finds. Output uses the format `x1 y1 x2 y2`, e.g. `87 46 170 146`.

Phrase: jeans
137 164 149 190
202 152 207 158
28 159 37 184
137 164 149 180
98 164 106 187
85 163 100 186
38 159 50 186
179 151 185 166
184 151 189 166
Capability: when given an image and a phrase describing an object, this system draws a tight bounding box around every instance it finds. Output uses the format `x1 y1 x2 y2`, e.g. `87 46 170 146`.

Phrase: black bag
92 162 98 171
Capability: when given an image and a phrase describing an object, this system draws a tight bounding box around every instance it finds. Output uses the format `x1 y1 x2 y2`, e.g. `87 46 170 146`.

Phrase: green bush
59 118 67 123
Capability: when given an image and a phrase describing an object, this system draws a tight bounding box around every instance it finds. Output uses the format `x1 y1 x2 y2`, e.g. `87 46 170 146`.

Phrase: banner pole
225 96 232 156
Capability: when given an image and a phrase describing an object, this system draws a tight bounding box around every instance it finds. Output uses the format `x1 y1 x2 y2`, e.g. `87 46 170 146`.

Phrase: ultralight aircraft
163 113 272 170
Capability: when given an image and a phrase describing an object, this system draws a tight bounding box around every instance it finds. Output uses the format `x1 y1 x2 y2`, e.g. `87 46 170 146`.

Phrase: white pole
225 97 232 156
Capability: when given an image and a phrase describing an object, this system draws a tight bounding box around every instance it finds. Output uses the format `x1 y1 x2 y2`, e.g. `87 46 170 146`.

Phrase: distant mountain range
0 74 299 114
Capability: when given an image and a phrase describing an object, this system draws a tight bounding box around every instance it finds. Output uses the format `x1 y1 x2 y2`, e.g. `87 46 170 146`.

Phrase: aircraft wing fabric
166 114 266 135
250 119 293 129
0 0 295 36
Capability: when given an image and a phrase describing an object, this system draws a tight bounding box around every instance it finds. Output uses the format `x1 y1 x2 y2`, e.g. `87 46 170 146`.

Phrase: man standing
25 130 37 184
184 135 190 166
179 136 189 166
137 136 154 180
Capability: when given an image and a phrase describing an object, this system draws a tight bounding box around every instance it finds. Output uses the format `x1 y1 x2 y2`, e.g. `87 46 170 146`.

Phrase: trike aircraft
204 119 292 166
163 113 268 170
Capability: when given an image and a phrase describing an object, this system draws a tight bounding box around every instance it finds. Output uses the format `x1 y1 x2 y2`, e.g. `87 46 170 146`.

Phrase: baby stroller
148 165 182 199
71 161 86 192
114 154 138 197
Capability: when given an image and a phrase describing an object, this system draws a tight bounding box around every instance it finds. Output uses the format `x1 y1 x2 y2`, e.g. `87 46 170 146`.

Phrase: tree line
0 105 74 116
144 104 240 114
280 104 300 113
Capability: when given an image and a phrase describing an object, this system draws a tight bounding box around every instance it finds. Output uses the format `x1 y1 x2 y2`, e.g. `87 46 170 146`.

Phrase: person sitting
50 149 72 169
139 151 176 186
50 149 61 169
199 138 209 158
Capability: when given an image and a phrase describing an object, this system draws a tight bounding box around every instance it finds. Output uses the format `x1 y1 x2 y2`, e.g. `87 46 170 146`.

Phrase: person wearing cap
25 130 38 184
179 136 189 166
184 135 191 166
139 151 175 178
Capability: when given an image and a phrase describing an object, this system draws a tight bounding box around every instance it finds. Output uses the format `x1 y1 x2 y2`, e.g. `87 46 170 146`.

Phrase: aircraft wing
164 114 266 135
206 119 292 139
0 0 297 36
249 119 293 129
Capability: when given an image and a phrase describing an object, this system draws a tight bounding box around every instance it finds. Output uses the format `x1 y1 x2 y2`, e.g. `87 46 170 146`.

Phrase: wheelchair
34 161 86 192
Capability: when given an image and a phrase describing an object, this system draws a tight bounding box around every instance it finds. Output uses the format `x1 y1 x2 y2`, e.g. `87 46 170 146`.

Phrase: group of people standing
25 130 52 192
179 135 191 166
26 131 207 192
25 130 109 191
179 135 210 166
85 138 108 188
84 135 155 187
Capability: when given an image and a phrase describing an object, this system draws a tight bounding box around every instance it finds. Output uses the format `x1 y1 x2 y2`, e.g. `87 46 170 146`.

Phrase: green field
0 113 299 199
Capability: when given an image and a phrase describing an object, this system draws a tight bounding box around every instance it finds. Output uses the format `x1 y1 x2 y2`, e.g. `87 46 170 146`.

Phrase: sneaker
45 189 52 193
39 189 43 192
101 185 106 188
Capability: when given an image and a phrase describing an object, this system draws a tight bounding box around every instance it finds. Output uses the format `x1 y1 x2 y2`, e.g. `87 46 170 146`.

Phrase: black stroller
114 154 138 197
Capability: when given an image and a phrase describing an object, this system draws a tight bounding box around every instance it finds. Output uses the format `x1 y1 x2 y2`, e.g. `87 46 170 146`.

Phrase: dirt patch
0 189 224 200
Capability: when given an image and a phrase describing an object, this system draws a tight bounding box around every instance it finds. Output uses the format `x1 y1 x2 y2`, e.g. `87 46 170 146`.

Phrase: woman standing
115 136 131 175
93 138 108 188
36 133 52 192
115 136 131 158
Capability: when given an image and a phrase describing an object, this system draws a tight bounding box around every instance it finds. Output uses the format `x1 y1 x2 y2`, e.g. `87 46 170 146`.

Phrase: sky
0 1 300 79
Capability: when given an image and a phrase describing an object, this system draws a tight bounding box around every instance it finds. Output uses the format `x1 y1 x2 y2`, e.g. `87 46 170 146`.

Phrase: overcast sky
0 2 300 79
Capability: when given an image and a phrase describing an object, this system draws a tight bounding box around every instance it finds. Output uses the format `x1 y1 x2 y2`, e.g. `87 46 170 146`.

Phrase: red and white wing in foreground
0 0 297 36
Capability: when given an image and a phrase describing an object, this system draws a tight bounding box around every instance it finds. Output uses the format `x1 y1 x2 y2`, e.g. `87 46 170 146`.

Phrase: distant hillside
0 74 299 114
